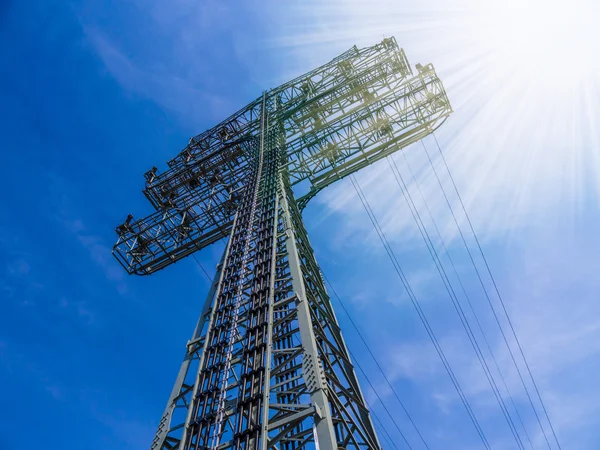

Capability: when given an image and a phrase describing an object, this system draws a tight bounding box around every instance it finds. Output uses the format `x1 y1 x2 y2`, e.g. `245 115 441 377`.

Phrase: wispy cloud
366 226 600 446
54 209 129 296
79 0 260 131
84 27 230 128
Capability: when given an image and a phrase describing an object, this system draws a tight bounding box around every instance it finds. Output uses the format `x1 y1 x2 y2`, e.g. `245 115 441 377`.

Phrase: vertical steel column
178 223 238 449
273 172 380 450
211 92 268 449
150 254 224 450
276 173 338 450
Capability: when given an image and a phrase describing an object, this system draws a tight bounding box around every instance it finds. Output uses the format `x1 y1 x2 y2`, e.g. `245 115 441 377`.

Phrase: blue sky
1 0 599 449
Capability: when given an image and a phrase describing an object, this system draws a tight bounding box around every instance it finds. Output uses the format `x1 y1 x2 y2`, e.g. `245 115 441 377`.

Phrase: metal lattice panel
113 37 452 450
113 37 450 276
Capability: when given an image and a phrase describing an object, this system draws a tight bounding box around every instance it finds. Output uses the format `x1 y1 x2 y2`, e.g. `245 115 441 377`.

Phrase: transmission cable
369 406 401 450
396 150 534 449
349 174 491 449
422 134 557 449
348 345 414 449
384 155 525 449
430 133 562 449
323 273 430 449
192 254 213 282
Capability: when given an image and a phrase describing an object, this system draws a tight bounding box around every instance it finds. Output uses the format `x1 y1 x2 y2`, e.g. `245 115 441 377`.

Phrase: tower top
113 37 451 275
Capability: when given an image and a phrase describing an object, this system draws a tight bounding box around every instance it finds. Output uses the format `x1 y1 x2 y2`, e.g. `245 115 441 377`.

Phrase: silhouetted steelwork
113 37 451 450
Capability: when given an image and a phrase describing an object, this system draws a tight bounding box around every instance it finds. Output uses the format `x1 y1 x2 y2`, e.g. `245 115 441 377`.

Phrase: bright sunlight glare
293 0 600 231
467 0 599 83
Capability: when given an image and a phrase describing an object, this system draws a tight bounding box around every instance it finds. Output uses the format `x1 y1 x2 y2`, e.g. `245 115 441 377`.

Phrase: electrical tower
113 37 451 450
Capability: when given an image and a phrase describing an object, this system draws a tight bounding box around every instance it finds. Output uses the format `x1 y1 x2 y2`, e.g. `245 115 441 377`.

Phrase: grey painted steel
151 250 225 450
112 36 452 450
277 170 338 450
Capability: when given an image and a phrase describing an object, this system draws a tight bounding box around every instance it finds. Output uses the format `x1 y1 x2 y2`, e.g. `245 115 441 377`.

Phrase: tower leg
150 250 226 450
277 172 338 450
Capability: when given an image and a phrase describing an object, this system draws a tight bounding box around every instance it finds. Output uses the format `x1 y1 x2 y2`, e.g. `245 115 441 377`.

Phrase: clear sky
1 0 599 449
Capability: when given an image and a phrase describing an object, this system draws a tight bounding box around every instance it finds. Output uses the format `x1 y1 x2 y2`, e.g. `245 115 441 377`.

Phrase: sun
465 0 599 85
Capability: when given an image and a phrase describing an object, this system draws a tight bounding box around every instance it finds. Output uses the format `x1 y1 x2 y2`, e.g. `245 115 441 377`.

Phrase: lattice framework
113 37 452 450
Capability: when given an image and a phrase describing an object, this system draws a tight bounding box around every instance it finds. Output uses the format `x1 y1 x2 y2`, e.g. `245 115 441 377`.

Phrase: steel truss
113 37 452 450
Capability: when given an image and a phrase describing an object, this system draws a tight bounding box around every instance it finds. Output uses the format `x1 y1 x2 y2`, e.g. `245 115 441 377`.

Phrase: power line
430 132 562 449
349 174 491 450
370 406 401 450
385 155 525 449
323 273 430 449
348 346 414 449
395 150 534 449
421 136 552 447
192 254 213 282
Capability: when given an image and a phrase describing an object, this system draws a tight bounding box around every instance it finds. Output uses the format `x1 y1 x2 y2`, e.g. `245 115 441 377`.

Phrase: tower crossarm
113 137 258 275
290 64 451 207
273 37 411 120
163 38 407 173
143 135 254 209
114 67 449 274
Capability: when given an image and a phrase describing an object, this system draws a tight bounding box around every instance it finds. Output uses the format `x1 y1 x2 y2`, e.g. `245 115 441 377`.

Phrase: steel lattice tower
113 37 451 450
